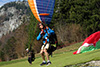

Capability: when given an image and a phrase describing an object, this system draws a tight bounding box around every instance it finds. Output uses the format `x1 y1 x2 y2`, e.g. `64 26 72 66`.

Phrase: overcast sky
0 0 23 7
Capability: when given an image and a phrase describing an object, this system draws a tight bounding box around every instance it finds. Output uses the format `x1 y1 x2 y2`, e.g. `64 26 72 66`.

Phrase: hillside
0 1 29 39
0 1 32 61
0 42 100 67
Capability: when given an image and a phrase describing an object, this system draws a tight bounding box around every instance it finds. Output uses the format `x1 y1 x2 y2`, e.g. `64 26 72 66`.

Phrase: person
37 23 52 66
26 48 35 65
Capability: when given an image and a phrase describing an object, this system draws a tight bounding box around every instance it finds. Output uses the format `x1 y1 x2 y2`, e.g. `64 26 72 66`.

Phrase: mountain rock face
0 1 30 39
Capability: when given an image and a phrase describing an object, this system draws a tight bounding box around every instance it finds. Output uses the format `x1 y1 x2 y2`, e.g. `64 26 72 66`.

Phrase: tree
23 0 26 2
52 0 100 36
4 37 17 61
51 0 100 45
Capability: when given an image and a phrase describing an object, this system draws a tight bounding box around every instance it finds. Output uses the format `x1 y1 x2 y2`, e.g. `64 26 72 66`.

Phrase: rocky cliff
0 1 30 39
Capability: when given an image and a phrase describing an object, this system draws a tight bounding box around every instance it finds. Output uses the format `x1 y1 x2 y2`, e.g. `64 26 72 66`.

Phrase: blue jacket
37 27 55 44
37 29 46 40
46 28 55 35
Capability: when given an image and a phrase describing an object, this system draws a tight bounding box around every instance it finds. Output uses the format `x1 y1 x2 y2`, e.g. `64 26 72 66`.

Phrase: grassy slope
1 42 100 67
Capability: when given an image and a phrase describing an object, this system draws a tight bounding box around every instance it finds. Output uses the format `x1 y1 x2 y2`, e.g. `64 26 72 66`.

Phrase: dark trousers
28 57 35 64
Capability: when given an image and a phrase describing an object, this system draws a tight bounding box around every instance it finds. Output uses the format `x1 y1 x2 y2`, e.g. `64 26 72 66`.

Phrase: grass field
1 42 100 67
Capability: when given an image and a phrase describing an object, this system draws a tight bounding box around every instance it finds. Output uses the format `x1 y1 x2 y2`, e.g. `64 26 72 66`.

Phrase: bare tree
56 23 86 45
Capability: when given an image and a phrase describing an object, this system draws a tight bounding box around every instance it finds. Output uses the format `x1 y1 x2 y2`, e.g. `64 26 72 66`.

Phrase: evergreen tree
52 0 100 35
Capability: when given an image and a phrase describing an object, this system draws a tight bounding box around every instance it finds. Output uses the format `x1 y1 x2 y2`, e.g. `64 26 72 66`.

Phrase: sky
0 0 23 7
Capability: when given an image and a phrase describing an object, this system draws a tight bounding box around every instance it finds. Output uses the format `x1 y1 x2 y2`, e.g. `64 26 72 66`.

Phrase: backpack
47 33 58 56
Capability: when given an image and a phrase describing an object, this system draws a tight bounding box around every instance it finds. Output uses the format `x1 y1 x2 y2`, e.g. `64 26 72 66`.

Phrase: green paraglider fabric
80 41 100 53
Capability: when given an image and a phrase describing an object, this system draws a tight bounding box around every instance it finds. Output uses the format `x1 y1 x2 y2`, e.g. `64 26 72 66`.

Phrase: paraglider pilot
37 23 55 66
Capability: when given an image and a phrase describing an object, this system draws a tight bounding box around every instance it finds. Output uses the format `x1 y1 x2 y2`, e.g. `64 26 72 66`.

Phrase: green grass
1 42 100 67
0 58 27 66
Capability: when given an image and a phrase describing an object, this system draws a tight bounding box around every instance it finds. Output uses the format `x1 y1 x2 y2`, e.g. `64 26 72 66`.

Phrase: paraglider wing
73 31 100 54
28 0 55 24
